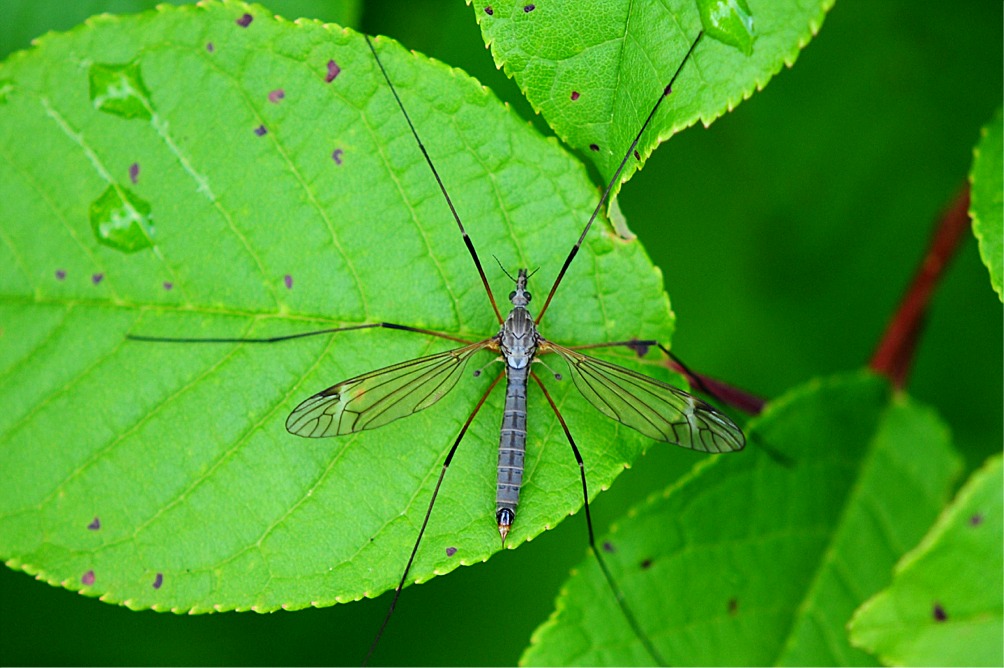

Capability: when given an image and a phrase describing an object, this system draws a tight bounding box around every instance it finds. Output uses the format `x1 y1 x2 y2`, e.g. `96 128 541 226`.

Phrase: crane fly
128 27 745 665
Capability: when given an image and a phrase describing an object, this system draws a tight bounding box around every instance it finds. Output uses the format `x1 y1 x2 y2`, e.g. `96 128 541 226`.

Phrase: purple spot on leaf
445 547 457 557
589 144 599 152
284 274 293 289
640 558 653 570
634 150 641 161
163 282 173 291
728 598 738 615
268 89 285 104
206 42 215 53
970 513 983 526
664 84 673 96
129 162 139 184
933 603 947 622
236 13 253 27
570 91 580 101
602 541 615 553
332 148 344 165
55 269 66 281
87 517 101 530
524 4 535 12
254 125 267 136
153 573 163 589
325 60 341 83
92 273 104 285
81 570 95 586
484 5 494 15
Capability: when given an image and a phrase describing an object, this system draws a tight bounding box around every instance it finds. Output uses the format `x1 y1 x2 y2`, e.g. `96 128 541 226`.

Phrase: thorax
498 306 538 370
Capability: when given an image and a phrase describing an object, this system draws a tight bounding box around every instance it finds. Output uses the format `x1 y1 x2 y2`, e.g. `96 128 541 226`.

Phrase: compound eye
524 291 532 302
508 291 516 301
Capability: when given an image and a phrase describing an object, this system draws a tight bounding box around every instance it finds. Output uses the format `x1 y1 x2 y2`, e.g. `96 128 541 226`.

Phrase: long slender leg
535 31 705 325
531 372 667 667
127 322 474 345
365 35 503 324
364 371 504 666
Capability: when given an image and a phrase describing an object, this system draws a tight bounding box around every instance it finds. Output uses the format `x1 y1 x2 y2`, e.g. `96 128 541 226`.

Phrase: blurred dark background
2 0 1001 664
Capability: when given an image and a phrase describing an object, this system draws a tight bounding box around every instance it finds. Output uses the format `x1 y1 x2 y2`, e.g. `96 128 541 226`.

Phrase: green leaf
848 453 1003 667
0 0 362 60
0 1 685 614
522 372 963 665
969 106 1003 302
470 0 832 191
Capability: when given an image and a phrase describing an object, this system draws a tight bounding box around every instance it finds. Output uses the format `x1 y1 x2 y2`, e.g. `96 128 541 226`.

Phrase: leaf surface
849 453 1003 667
470 0 833 193
522 372 963 665
0 0 361 60
0 0 684 614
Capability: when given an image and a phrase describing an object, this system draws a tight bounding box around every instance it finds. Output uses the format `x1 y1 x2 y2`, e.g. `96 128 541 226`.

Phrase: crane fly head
508 267 538 308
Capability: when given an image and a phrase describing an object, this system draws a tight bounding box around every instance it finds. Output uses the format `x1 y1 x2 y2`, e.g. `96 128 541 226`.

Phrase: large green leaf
0 0 361 60
0 0 691 615
470 0 833 190
522 372 962 665
969 106 1003 302
849 453 1003 667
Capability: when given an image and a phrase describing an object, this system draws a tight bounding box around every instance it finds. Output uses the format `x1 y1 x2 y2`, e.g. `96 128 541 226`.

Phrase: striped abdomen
496 363 528 541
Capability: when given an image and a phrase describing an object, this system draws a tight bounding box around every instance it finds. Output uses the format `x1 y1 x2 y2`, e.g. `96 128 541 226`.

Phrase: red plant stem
869 184 972 388
667 361 766 416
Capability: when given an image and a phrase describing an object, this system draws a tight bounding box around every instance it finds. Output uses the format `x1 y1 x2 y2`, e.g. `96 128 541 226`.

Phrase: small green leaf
849 453 1003 667
88 61 153 120
522 372 962 666
89 184 155 252
697 0 756 55
471 0 832 191
969 106 1003 302
0 1 684 615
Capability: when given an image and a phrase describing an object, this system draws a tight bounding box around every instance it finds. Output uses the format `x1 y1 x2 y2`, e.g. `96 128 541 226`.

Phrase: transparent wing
543 341 745 453
286 340 494 437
